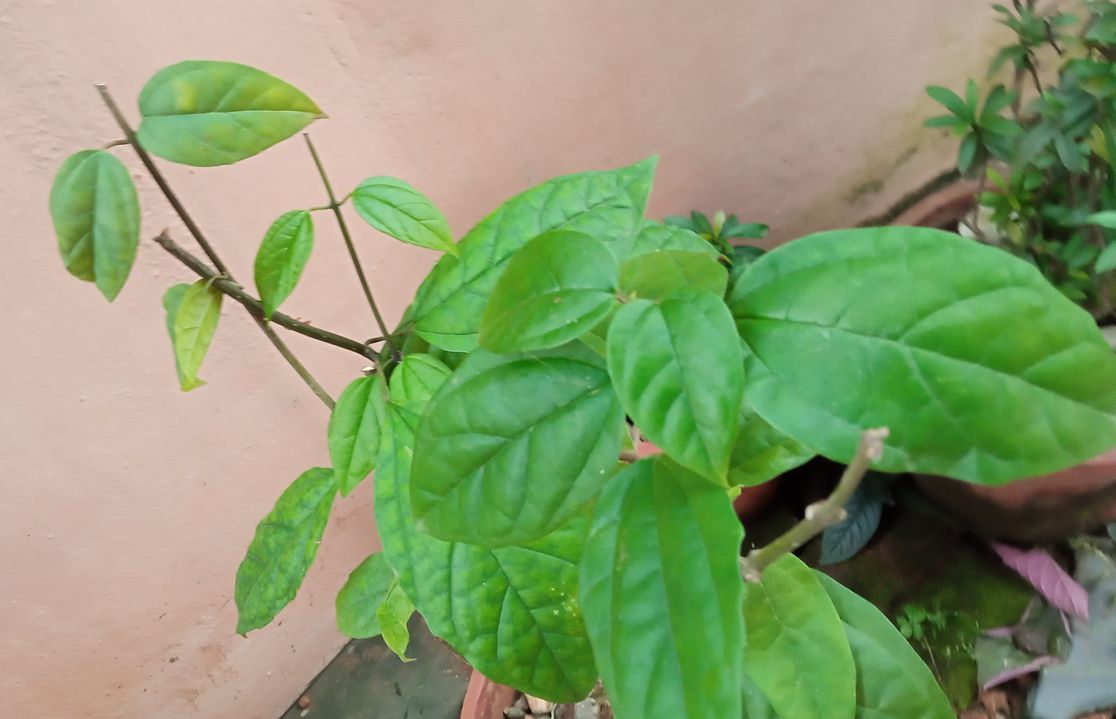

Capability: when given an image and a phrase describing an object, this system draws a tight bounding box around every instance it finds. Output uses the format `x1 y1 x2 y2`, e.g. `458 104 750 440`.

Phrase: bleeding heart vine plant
50 61 1116 718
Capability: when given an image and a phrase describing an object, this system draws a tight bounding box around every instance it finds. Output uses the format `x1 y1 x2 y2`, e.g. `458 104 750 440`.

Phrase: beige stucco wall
1 1 1001 717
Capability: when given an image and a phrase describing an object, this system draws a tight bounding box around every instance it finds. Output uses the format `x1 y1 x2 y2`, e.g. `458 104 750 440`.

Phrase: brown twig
97 84 338 408
739 427 890 582
302 133 397 357
154 230 378 364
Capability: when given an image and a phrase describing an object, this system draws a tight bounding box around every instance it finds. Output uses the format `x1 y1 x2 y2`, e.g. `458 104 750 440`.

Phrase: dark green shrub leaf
374 404 596 701
253 210 314 319
728 406 815 487
819 473 891 565
926 85 972 122
388 353 451 405
411 344 624 546
410 158 656 351
957 132 979 174
335 552 414 660
626 220 719 261
327 373 387 496
137 60 323 166
607 290 743 483
49 149 139 301
171 280 222 391
352 176 455 254
579 457 743 719
235 467 337 634
814 572 954 719
729 227 1116 485
742 554 856 719
478 230 619 353
619 250 728 301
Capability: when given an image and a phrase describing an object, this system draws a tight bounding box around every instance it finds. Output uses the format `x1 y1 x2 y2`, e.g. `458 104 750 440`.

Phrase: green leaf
728 405 815 487
335 552 396 637
327 373 387 496
171 280 222 391
374 403 596 701
728 226 1116 484
478 230 619 353
814 572 954 719
619 250 728 301
335 552 415 660
1096 243 1116 274
253 210 314 319
388 353 452 405
626 220 720 261
235 467 337 634
410 158 656 351
579 457 744 719
742 554 856 719
926 85 972 122
136 60 323 166
411 343 624 546
351 176 456 255
49 149 139 301
161 284 192 389
958 132 980 174
923 115 968 131
376 580 415 661
981 85 1016 121
607 290 744 483
1086 210 1116 229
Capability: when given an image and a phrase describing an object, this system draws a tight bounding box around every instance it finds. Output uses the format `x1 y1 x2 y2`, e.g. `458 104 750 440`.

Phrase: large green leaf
729 227 1116 485
234 467 337 634
374 403 597 701
619 250 728 301
729 406 815 487
625 220 719 261
814 572 954 719
352 176 456 254
579 457 744 719
327 373 387 496
410 158 656 351
171 280 222 391
136 60 323 166
388 353 452 405
478 230 619 353
742 554 856 719
607 290 744 483
335 552 415 660
49 149 139 301
253 210 314 319
411 344 624 546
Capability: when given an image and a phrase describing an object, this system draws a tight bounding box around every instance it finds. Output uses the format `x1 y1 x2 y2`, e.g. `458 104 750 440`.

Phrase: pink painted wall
1 1 1000 717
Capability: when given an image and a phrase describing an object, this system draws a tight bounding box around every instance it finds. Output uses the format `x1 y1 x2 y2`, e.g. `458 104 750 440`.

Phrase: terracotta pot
893 182 1116 541
915 448 1116 542
460 671 517 719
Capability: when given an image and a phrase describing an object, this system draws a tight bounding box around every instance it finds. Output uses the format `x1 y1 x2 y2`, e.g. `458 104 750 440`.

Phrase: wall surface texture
1 1 1001 717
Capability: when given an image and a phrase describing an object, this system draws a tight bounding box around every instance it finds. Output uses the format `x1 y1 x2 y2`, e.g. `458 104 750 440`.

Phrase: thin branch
302 133 397 356
739 427 890 583
255 321 335 409
97 84 339 408
154 230 378 362
96 84 228 275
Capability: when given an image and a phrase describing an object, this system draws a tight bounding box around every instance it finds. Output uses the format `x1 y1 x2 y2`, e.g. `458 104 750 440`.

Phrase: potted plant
50 60 1116 718
918 0 1116 540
